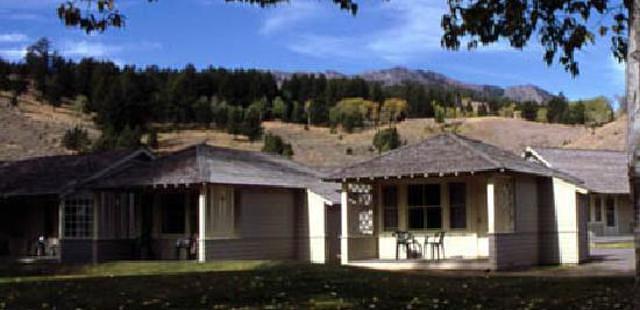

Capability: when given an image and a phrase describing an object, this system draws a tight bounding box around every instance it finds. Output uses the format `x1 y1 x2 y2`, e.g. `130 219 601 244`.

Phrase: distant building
524 147 631 237
0 145 340 263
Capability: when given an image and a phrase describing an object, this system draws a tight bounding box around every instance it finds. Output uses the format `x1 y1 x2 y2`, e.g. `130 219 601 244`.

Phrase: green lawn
0 261 637 309
592 242 635 249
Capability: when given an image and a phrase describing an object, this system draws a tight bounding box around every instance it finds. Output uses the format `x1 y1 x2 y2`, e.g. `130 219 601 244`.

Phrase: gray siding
204 187 301 260
489 233 539 269
60 239 93 263
96 239 134 261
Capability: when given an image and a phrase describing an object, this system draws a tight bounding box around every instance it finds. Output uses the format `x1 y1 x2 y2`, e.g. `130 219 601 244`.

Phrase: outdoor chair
175 235 197 260
425 231 445 261
392 231 422 259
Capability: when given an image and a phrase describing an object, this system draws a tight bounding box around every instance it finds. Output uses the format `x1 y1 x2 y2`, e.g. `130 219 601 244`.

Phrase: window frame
407 184 442 230
63 197 94 239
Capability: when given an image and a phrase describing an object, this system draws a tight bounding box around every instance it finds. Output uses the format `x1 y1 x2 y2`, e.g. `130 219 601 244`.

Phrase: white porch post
487 178 496 234
340 183 349 265
198 184 207 263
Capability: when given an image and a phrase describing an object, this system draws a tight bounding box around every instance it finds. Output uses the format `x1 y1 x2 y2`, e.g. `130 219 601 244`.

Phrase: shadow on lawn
0 263 637 309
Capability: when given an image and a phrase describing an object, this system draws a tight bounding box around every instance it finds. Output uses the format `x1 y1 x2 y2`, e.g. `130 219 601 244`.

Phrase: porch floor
348 258 492 271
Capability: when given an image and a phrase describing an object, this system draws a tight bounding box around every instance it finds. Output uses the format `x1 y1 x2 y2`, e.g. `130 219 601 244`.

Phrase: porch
348 257 492 271
338 172 587 270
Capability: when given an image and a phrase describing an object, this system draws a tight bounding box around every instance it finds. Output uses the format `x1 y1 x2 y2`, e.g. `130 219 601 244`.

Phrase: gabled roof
0 149 153 198
327 133 581 184
525 147 628 194
90 144 341 204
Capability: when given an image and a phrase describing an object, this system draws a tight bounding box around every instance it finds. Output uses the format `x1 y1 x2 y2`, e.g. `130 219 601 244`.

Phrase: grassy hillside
0 94 99 161
0 96 627 168
156 117 606 168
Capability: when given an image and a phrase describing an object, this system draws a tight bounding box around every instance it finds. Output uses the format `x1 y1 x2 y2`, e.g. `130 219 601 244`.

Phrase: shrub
262 133 294 157
373 127 401 154
434 104 446 123
345 147 353 155
62 126 91 153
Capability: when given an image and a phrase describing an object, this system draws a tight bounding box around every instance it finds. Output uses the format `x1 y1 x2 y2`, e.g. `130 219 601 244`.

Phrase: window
408 184 441 230
64 198 94 238
594 197 602 222
449 183 467 229
161 193 186 234
382 186 398 231
606 197 615 227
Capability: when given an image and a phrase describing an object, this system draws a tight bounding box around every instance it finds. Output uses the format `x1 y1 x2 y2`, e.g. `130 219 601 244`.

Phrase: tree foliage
373 127 401 154
57 0 356 33
62 126 92 153
441 0 629 76
262 133 294 157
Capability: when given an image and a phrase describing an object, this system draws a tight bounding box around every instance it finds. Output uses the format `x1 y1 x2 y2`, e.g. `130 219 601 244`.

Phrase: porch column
198 184 207 263
340 183 349 265
487 178 496 234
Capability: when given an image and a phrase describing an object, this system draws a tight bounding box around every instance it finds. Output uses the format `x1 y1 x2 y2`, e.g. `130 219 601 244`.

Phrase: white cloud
285 0 530 63
0 47 27 60
59 40 123 58
260 1 319 35
0 33 29 43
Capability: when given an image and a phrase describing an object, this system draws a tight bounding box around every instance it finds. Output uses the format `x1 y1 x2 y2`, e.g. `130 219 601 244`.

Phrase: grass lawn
0 261 637 309
592 242 634 249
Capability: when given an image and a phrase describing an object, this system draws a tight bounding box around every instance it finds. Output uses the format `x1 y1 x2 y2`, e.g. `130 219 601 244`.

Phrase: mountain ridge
272 66 554 104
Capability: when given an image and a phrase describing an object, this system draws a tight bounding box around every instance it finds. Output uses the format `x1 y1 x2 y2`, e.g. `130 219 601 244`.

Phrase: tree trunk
626 0 640 284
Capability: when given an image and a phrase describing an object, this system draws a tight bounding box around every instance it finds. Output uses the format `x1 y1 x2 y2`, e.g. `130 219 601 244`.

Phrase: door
325 205 341 264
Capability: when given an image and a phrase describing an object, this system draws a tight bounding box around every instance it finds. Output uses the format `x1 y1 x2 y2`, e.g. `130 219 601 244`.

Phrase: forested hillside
0 38 621 162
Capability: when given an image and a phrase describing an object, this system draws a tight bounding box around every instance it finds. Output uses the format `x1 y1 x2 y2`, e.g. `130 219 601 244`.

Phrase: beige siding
538 177 581 265
307 191 327 263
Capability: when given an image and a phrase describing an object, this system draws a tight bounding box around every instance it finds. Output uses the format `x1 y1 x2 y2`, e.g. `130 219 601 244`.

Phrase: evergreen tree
373 127 401 154
62 126 91 153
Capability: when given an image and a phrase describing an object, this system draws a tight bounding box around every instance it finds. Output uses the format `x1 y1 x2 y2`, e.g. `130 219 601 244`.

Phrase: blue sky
0 0 625 102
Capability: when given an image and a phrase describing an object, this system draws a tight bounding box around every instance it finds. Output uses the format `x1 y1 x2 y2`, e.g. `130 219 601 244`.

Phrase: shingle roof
0 150 146 197
327 133 581 184
90 144 341 204
526 147 628 194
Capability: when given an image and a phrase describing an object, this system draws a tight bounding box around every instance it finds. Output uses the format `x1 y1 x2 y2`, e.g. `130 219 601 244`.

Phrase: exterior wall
490 175 540 270
202 186 300 260
96 239 135 261
307 191 327 263
60 239 93 263
538 177 583 265
588 194 633 236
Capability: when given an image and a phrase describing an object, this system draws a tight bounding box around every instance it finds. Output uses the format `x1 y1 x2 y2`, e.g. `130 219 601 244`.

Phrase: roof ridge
533 146 626 154
448 133 503 169
328 132 450 179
